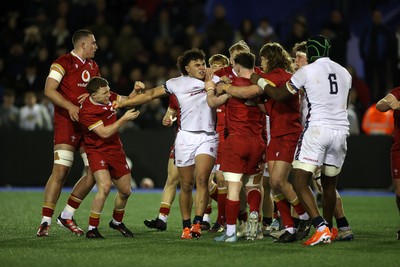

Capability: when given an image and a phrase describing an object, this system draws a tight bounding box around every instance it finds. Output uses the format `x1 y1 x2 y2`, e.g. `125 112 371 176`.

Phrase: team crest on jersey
82 70 91 82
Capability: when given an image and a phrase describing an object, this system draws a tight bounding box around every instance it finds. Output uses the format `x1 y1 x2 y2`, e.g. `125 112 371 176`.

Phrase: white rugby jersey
288 58 351 131
165 75 217 132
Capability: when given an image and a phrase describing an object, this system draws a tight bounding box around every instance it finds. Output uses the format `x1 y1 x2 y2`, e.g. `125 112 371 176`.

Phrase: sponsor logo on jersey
82 70 91 82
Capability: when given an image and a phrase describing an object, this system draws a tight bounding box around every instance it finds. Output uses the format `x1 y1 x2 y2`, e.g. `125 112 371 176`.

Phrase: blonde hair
209 54 229 67
228 40 250 55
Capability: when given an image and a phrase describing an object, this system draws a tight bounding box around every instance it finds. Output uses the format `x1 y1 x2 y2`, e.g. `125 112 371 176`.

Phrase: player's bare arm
205 75 230 108
45 76 80 121
116 85 167 109
92 109 140 138
128 81 146 98
216 82 261 99
249 73 293 101
376 94 400 112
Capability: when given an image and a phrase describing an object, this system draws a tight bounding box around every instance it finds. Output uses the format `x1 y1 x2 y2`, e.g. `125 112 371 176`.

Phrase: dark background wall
0 129 392 190
0 128 176 188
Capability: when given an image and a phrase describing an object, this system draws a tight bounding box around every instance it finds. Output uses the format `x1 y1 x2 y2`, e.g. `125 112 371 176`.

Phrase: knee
119 189 131 200
196 177 208 189
269 177 283 191
98 183 112 196
180 181 194 193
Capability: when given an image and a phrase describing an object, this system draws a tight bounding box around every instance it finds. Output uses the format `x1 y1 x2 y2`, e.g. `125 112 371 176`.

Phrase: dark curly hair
177 48 206 75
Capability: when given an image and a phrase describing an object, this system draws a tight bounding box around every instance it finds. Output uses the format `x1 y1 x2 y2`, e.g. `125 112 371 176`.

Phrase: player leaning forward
220 35 352 246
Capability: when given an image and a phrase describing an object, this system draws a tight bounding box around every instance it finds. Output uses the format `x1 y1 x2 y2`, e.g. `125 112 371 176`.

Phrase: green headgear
306 35 331 63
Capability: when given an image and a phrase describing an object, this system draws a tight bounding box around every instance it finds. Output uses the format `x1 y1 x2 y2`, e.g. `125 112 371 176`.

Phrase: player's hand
205 68 214 82
133 81 145 93
162 115 176 127
77 93 89 104
220 75 232 84
68 105 80 122
112 100 124 110
123 108 140 121
389 101 400 110
216 82 231 95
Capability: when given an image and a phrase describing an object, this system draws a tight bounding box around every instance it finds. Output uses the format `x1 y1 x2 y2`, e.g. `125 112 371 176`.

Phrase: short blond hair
209 53 229 67
228 40 250 55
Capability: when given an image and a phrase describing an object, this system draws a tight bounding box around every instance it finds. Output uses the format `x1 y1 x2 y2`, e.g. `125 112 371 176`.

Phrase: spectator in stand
108 61 130 96
0 89 19 129
49 17 70 49
14 61 43 99
206 4 234 51
38 91 54 122
91 35 114 68
249 17 278 55
5 42 26 105
23 25 45 61
393 24 400 87
19 91 52 131
346 65 371 116
136 98 166 130
348 89 361 135
233 18 255 46
284 16 311 52
360 9 395 102
89 14 116 43
113 23 144 67
321 10 350 67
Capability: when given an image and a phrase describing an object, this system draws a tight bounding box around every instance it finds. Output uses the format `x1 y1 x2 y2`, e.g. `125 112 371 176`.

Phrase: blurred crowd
0 0 399 134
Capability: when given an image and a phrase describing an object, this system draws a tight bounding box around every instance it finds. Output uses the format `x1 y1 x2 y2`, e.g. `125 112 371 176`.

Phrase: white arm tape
48 70 63 83
257 79 268 91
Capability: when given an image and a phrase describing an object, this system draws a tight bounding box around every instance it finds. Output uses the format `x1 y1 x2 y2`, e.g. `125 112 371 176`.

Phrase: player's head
177 48 206 79
306 35 330 63
209 54 229 72
72 29 94 47
292 41 308 70
233 52 255 77
259 42 293 73
86 76 110 102
72 29 97 58
228 40 250 66
86 76 108 94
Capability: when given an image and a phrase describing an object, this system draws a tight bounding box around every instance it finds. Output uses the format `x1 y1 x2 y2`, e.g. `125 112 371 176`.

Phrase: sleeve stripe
286 81 298 95
51 63 65 75
88 120 103 131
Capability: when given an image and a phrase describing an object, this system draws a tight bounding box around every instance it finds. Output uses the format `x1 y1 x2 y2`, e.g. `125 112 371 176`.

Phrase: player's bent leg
108 174 134 238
